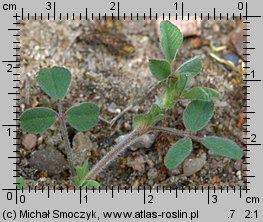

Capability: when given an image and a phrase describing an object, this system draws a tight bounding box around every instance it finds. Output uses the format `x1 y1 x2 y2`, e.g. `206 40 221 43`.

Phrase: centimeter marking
7 2 262 22
2 185 246 205
1 1 262 198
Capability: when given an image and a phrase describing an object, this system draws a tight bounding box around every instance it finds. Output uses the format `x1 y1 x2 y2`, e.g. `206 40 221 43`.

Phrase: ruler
0 0 262 221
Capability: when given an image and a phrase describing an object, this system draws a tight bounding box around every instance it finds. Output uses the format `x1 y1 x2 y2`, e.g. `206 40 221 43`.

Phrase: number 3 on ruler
211 194 217 203
46 2 52 10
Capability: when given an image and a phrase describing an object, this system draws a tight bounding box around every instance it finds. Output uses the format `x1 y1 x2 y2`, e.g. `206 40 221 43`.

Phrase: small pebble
213 24 220 33
72 132 95 166
156 16 202 37
236 170 242 180
183 158 206 176
223 52 239 68
147 168 158 180
22 134 37 150
127 155 146 172
233 160 242 171
230 23 245 59
29 148 66 176
108 102 117 113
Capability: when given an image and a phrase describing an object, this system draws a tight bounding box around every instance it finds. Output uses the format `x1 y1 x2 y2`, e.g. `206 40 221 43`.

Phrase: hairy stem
58 101 76 176
149 126 201 142
86 125 149 180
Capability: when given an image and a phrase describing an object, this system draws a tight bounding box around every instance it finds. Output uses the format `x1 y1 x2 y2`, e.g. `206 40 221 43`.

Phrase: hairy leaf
182 87 220 101
148 59 171 81
164 138 193 170
66 102 99 131
182 87 210 101
201 136 243 159
160 20 183 62
36 66 71 99
177 56 202 79
183 101 214 132
202 87 220 98
20 107 57 133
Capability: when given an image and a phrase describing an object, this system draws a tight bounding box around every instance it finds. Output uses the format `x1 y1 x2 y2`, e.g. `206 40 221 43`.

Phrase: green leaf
76 161 89 179
183 101 214 132
176 56 202 79
66 102 99 131
201 136 243 159
202 87 220 98
133 104 165 127
71 176 80 186
148 59 171 81
20 107 57 133
182 87 210 101
175 72 189 96
16 177 27 190
161 81 178 109
160 73 188 109
160 20 183 62
182 87 220 101
82 180 100 189
164 138 192 170
36 66 71 99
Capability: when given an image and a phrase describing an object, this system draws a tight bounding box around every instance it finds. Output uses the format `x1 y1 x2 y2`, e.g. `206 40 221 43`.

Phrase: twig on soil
100 81 162 127
109 104 133 126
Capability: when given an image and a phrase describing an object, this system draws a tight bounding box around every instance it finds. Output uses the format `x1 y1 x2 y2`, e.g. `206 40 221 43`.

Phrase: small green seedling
20 66 100 188
16 176 27 190
20 21 243 187
83 21 242 180
137 20 243 171
71 161 100 189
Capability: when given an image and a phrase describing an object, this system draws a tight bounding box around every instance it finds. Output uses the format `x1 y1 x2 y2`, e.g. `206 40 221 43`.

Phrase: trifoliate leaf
164 138 192 170
201 136 243 159
183 101 214 132
148 59 171 81
160 20 183 62
20 107 57 133
182 87 220 101
133 104 165 127
176 56 202 79
66 102 99 131
36 66 71 99
16 177 27 190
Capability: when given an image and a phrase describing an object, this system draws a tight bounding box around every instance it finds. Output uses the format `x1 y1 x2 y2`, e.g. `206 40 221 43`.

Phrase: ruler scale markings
53 1 56 20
